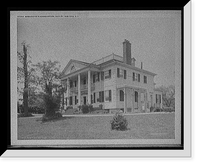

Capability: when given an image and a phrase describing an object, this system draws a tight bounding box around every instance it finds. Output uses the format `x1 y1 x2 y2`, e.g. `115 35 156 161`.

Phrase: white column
124 87 127 113
78 74 81 105
160 93 163 109
65 79 70 109
88 70 91 104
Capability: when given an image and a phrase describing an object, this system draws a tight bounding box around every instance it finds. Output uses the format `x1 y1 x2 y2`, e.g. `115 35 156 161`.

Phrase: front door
83 96 87 105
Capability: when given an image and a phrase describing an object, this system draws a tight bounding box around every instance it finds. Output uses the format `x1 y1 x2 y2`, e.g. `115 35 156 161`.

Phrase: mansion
60 39 162 113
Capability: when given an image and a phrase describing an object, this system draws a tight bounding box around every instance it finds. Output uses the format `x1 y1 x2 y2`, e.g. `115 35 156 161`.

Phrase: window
119 90 124 101
159 94 161 104
124 70 126 79
144 76 147 84
133 72 135 81
83 78 86 85
105 69 111 79
75 96 78 105
93 73 100 83
69 96 73 105
105 90 112 102
135 91 138 102
138 74 140 82
70 81 73 88
133 72 140 82
99 91 104 102
91 94 93 104
117 68 126 79
96 72 100 82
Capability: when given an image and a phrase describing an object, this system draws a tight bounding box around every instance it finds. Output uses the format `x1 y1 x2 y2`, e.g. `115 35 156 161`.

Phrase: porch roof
116 85 147 92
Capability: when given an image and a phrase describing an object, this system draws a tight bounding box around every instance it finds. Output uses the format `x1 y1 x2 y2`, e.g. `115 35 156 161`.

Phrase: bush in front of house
110 112 128 131
81 104 94 114
66 106 73 110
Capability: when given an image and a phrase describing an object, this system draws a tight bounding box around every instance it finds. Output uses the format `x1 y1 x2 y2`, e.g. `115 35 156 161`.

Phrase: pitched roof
60 59 90 77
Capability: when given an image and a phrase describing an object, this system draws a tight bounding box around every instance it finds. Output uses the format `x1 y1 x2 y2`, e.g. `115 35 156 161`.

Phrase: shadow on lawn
36 116 75 123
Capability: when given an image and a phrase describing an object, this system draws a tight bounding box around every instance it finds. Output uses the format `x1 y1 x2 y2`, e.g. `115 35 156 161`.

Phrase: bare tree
156 85 175 108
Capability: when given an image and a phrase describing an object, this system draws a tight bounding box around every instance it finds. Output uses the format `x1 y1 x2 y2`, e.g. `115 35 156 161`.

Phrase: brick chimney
123 39 132 65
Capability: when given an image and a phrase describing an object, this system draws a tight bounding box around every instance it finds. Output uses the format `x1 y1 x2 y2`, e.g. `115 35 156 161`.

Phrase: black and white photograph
7 2 192 158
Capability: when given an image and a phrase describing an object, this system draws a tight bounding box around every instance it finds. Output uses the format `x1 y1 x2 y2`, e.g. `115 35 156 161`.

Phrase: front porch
116 86 150 114
61 66 101 109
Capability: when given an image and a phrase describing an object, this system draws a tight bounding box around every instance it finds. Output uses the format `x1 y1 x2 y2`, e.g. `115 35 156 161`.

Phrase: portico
62 66 99 108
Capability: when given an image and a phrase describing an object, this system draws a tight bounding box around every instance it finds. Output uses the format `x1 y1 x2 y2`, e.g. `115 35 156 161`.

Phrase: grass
18 113 175 140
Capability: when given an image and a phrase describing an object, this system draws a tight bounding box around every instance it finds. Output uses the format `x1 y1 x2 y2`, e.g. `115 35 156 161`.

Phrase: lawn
18 113 175 140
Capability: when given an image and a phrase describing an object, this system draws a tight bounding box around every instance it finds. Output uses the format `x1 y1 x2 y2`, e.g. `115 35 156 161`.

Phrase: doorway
134 91 138 109
83 96 87 105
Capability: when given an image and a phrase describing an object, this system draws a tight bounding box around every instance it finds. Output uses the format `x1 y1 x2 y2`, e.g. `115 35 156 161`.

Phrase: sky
17 11 181 87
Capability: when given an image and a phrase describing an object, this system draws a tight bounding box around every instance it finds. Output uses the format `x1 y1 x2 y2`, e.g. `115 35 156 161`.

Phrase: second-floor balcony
70 83 95 92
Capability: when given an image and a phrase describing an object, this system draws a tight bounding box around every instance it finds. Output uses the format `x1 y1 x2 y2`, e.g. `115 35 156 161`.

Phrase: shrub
42 112 62 122
66 106 73 110
110 112 128 131
81 104 93 114
150 106 155 112
154 108 163 112
99 104 103 110
88 104 94 112
163 107 175 112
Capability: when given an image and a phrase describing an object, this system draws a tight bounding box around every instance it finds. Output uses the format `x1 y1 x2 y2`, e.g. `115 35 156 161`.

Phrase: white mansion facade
60 39 162 113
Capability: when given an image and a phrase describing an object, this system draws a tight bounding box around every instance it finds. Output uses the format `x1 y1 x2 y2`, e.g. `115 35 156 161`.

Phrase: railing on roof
91 53 123 65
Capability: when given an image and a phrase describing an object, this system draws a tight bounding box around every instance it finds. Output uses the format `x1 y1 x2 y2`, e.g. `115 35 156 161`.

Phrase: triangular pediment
61 59 89 77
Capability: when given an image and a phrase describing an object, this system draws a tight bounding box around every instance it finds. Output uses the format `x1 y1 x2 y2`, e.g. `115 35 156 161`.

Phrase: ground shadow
36 116 75 123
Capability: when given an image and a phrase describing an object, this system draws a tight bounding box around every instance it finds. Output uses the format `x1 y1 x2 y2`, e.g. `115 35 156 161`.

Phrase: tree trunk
23 44 28 115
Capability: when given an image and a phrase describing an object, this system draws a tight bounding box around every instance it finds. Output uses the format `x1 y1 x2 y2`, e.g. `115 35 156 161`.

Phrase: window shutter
117 68 120 78
124 70 126 79
93 92 96 103
101 72 104 80
109 90 112 101
91 95 93 104
75 96 77 104
138 74 140 82
97 72 100 81
99 92 102 102
102 91 104 102
109 70 111 78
